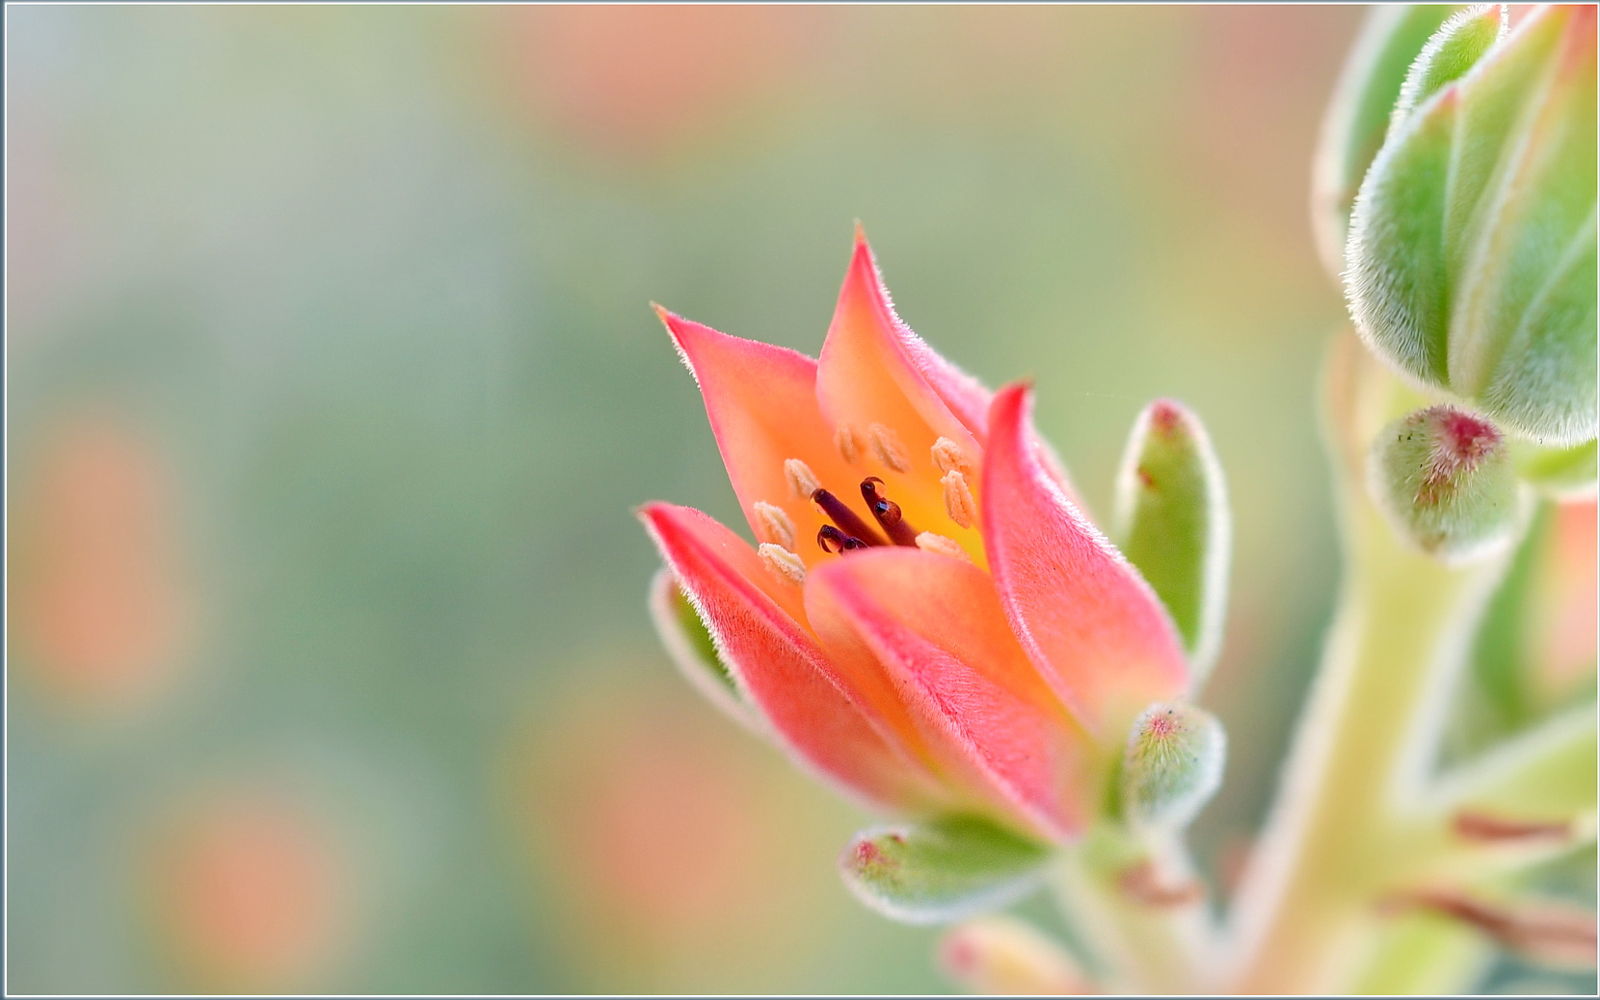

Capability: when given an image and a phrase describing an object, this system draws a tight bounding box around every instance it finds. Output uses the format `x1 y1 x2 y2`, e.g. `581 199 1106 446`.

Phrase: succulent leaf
839 815 1052 925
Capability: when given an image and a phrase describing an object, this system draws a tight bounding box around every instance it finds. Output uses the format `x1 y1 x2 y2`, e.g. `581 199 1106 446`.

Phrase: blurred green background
8 5 1571 994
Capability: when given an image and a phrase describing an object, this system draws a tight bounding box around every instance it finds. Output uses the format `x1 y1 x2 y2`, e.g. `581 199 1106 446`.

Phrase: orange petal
639 503 945 812
982 383 1189 734
804 546 1093 842
655 307 856 551
816 230 986 480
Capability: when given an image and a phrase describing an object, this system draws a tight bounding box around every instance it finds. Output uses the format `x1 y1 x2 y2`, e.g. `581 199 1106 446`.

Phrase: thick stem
1221 341 1519 993
1051 826 1218 993
1224 494 1507 992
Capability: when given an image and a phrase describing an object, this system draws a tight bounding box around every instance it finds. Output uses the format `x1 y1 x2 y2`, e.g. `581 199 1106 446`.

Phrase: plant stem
1221 344 1516 993
1051 825 1217 993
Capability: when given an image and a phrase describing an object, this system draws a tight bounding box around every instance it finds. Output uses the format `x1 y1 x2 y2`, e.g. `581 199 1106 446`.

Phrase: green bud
839 816 1051 925
1120 702 1225 832
1368 405 1526 561
1346 5 1597 445
1312 4 1476 272
1113 399 1230 689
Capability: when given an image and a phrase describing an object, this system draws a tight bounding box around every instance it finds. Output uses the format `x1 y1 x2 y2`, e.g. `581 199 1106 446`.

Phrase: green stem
1221 342 1519 993
1051 825 1217 993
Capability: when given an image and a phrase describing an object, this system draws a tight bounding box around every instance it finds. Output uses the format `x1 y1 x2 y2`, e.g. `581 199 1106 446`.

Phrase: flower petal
639 502 944 812
655 307 856 553
804 546 1094 842
982 383 1189 734
817 228 986 473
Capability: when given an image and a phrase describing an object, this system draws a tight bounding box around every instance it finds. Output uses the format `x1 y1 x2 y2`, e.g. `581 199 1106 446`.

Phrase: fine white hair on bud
752 501 796 551
757 543 806 584
1368 405 1526 563
1121 702 1226 832
783 458 821 500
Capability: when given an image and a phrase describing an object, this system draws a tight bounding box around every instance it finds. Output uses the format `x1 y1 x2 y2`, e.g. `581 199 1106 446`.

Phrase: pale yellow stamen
932 437 972 476
942 469 976 528
783 458 820 499
758 543 806 584
915 531 971 562
834 424 864 465
752 501 796 550
868 423 911 473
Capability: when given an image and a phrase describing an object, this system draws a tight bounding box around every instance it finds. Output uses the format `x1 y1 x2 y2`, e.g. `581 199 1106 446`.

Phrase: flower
638 229 1190 843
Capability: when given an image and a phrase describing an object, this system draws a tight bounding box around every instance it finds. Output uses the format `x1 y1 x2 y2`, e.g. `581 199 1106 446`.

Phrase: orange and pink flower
640 230 1190 843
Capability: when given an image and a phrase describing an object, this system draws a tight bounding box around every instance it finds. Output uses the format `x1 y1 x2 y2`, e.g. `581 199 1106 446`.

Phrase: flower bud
1345 5 1597 445
1369 405 1525 561
839 816 1051 925
1120 702 1225 832
1312 5 1478 272
939 916 1093 995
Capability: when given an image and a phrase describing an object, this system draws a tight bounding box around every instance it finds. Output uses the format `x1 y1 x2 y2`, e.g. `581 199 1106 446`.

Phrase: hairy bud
1369 405 1525 561
1120 702 1226 832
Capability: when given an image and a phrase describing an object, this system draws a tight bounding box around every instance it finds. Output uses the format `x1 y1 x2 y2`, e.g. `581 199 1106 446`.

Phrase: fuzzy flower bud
1345 5 1597 445
1369 405 1525 562
1120 702 1226 832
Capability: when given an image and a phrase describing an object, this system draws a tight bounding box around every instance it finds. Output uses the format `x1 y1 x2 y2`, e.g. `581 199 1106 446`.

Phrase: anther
835 425 864 465
942 469 977 529
752 501 796 550
931 437 972 476
758 543 806 584
818 525 871 554
784 458 820 500
813 488 887 546
860 477 919 546
868 423 911 473
915 531 971 561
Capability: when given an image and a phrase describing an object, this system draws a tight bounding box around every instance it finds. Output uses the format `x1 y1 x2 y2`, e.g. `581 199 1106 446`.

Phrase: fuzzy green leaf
1312 4 1470 270
1113 399 1230 687
1515 438 1597 499
1347 5 1598 445
839 816 1052 925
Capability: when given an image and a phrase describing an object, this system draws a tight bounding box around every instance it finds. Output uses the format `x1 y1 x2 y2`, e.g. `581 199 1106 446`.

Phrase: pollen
784 458 821 499
931 437 972 476
835 424 864 465
942 469 976 529
915 531 970 561
752 501 796 550
758 543 807 584
868 423 911 473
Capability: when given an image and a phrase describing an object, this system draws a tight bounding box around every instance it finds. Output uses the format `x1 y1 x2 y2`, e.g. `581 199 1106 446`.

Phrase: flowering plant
640 5 1595 992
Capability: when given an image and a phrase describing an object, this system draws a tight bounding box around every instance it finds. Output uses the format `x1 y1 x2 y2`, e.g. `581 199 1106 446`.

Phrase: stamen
752 501 796 550
784 458 820 499
942 469 977 529
818 525 871 554
860 477 918 546
835 424 864 465
868 423 911 473
812 488 888 546
931 437 972 476
758 543 806 584
915 531 971 561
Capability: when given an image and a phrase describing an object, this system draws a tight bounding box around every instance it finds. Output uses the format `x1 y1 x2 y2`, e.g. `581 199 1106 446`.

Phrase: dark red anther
860 477 918 546
812 488 887 546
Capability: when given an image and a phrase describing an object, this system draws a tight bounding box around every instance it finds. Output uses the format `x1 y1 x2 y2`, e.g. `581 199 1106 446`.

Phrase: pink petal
982 383 1189 734
804 546 1094 842
639 502 945 813
816 229 986 471
655 306 857 550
